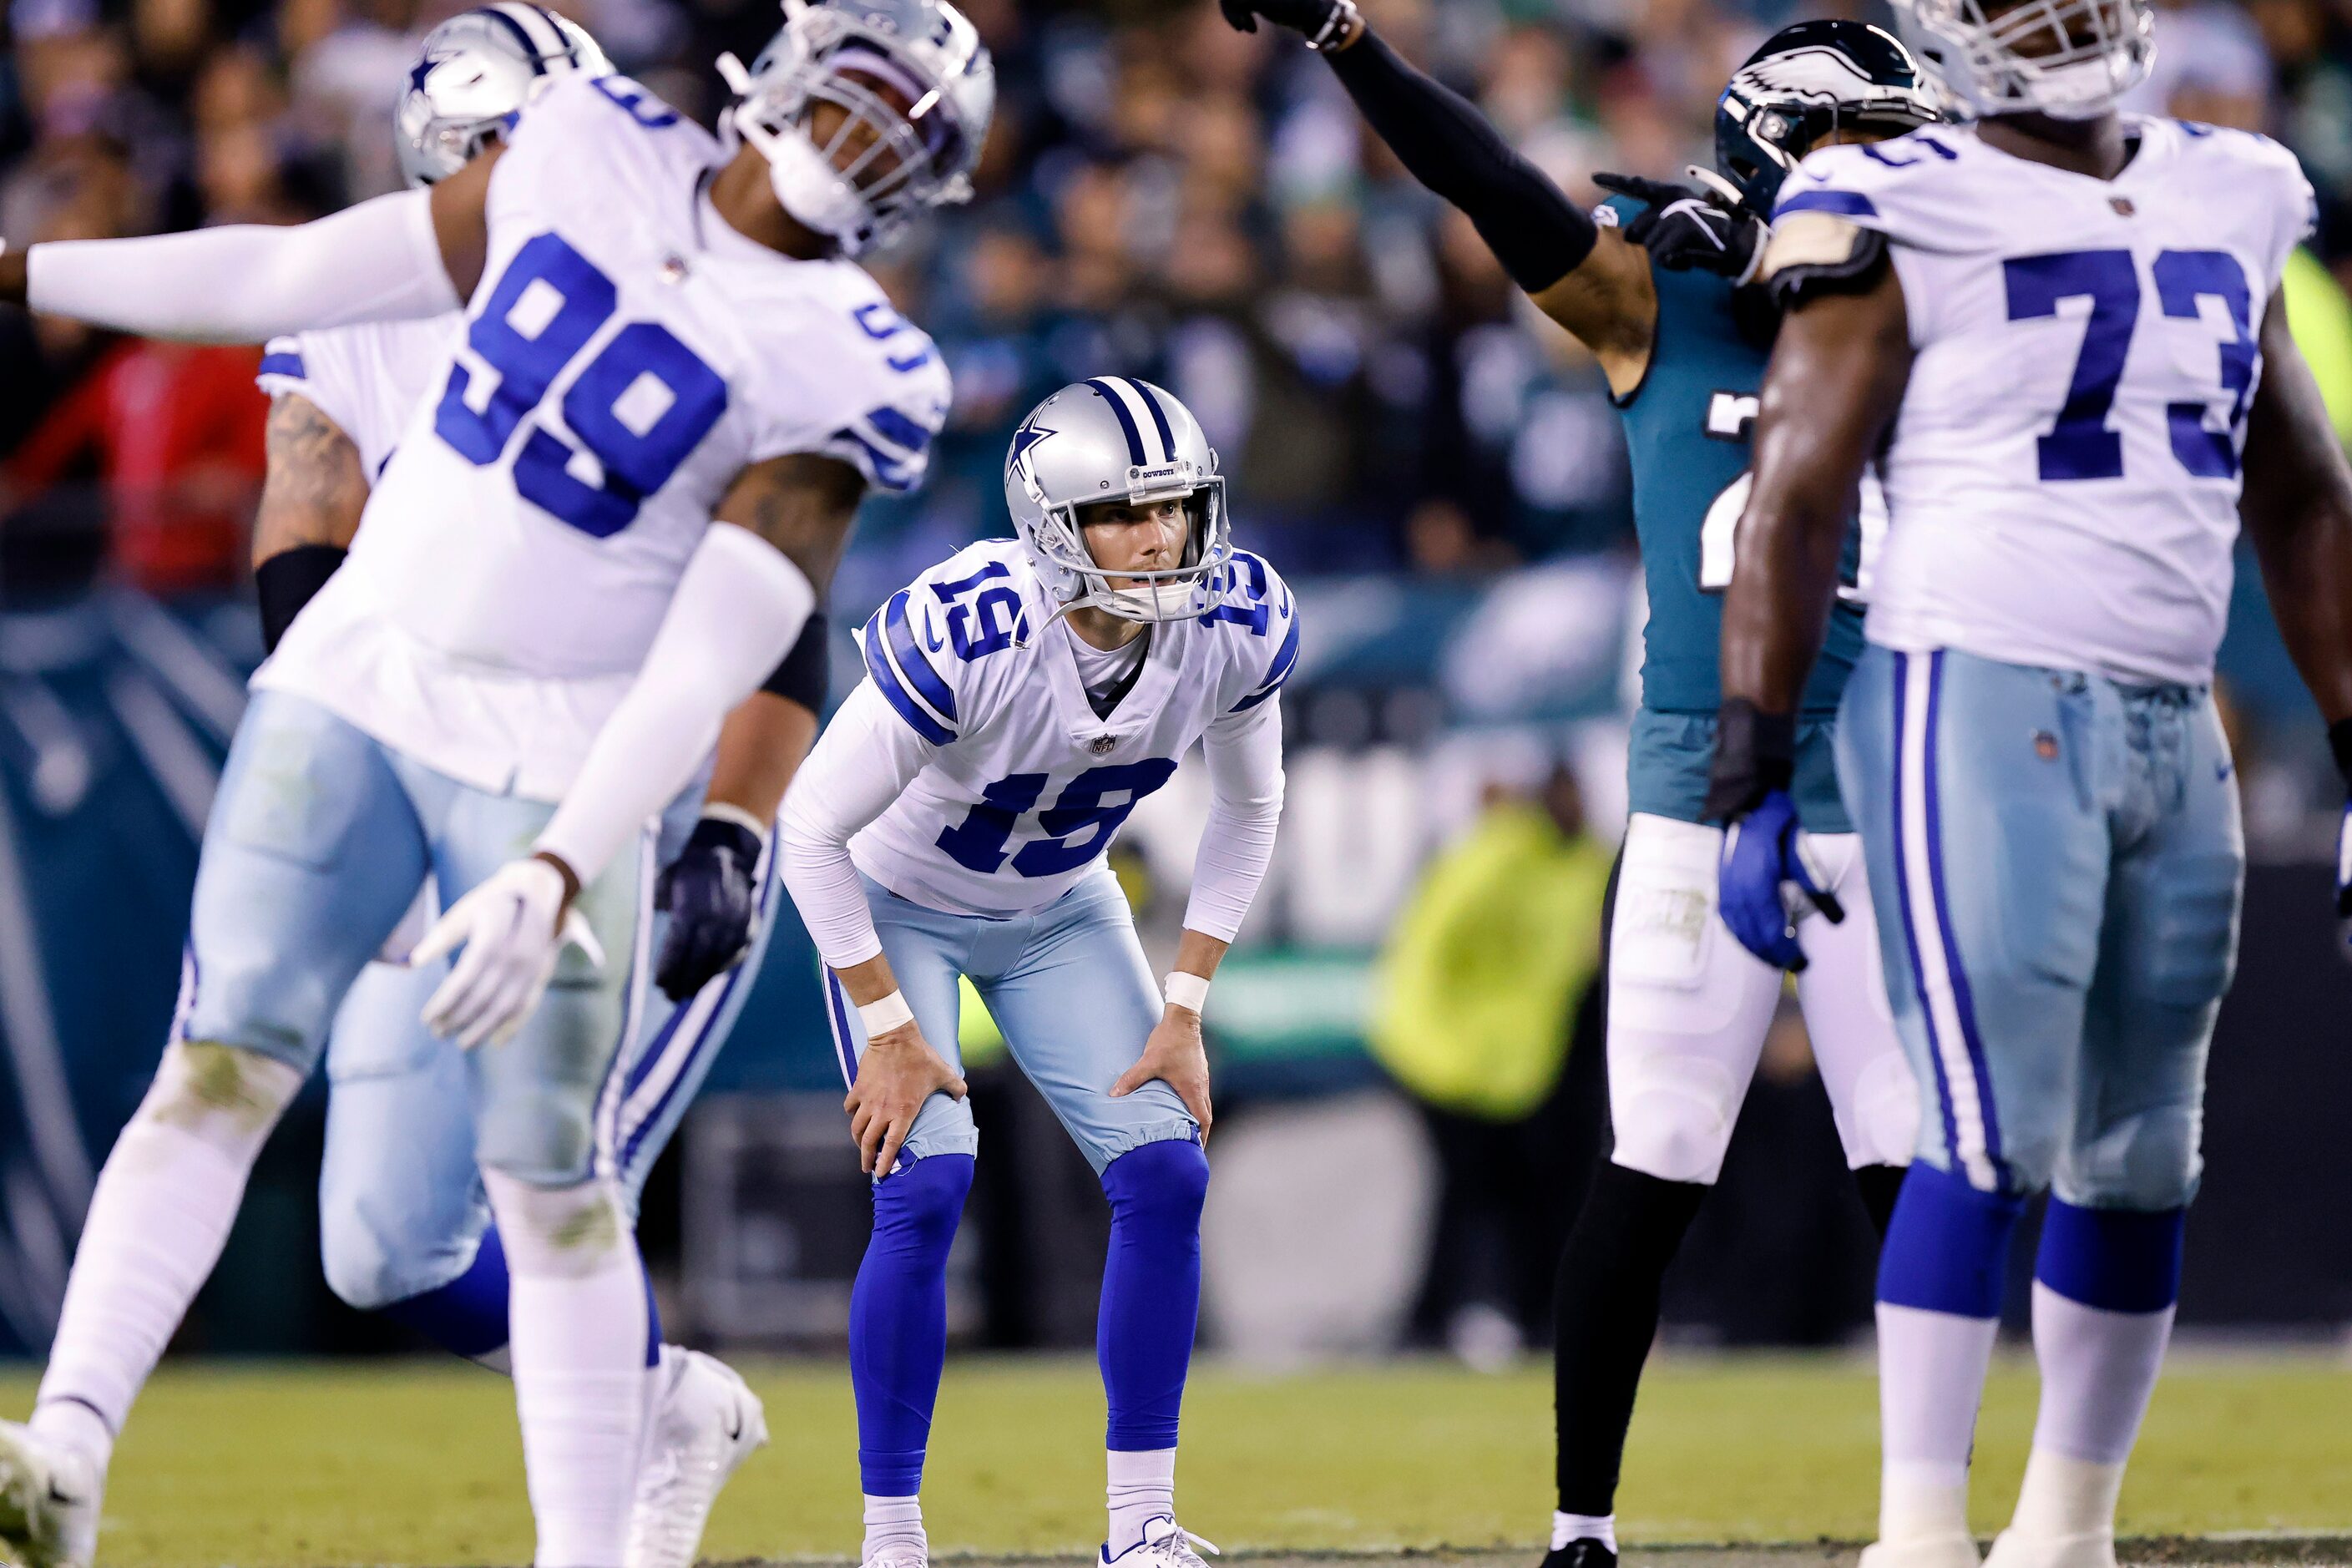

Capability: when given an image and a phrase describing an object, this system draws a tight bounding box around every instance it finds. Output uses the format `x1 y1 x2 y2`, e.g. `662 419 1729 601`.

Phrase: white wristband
1164 971 1211 1016
857 989 915 1037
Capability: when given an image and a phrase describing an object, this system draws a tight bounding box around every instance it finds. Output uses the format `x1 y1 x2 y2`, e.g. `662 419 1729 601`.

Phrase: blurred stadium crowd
8 0 2349 597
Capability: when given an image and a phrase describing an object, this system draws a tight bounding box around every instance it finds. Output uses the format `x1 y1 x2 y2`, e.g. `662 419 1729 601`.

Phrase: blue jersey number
436 232 729 538
928 560 1028 660
935 760 1179 878
2003 246 2255 483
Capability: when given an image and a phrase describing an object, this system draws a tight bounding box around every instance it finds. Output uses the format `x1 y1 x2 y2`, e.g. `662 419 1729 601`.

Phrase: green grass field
3 1351 2347 1567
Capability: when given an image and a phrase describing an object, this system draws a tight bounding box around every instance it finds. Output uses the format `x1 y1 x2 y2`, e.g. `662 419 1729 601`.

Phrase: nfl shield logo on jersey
1090 735 1117 756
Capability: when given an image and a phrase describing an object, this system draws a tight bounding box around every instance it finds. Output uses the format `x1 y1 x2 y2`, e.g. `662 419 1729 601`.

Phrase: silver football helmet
397 3 612 189
717 0 994 257
1003 378 1237 629
1891 0 2152 120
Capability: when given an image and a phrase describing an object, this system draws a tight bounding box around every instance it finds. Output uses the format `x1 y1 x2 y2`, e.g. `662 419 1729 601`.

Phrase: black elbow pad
761 611 830 711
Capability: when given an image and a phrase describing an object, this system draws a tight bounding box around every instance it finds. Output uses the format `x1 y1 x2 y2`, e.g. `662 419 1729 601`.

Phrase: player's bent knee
2061 1105 2205 1211
1610 1066 1739 1186
873 1152 974 1251
1840 1051 1922 1170
473 1090 597 1189
480 1169 630 1275
135 1039 305 1157
1100 1136 1210 1223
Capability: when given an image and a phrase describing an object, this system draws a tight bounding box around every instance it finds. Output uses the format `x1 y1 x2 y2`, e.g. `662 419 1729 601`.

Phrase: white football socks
1552 1510 1617 1553
1107 1446 1176 1556
1876 1301 2000 1545
34 1043 302 1473
862 1493 926 1564
485 1170 650 1568
2006 1281 2174 1540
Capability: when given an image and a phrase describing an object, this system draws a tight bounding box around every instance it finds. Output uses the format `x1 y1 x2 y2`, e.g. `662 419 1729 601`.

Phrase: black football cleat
1540 1540 1618 1568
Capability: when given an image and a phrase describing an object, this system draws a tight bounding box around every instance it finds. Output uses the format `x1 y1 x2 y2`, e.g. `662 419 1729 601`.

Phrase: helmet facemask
1019 463 1236 629
719 0 990 256
1894 0 2153 120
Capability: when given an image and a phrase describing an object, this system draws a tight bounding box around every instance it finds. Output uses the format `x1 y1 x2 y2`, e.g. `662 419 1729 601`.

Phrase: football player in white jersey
0 5 991 1566
246 11 827 1563
778 379 1292 1568
1706 0 2352 1564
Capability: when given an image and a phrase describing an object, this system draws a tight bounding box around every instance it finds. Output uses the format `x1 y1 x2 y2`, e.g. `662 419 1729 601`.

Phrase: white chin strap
2031 58 2127 117
1098 582 1196 621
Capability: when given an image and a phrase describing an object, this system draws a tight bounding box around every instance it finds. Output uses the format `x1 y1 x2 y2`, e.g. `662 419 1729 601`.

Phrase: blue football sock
1877 1158 2026 1319
851 1153 974 1497
381 1227 513 1363
377 1225 666 1368
1098 1138 1210 1453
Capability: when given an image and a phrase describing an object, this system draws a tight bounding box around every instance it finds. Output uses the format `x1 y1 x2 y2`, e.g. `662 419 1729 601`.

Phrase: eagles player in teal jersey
1213 4 1935 1563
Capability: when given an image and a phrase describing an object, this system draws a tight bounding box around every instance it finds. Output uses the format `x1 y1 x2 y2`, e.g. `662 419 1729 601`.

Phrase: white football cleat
0 1422 102 1568
863 1551 928 1568
623 1349 770 1568
1859 1535 1982 1568
1982 1528 2117 1568
1101 1515 1219 1568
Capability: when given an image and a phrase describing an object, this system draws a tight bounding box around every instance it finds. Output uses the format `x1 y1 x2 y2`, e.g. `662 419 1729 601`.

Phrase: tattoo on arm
715 453 868 592
253 393 368 567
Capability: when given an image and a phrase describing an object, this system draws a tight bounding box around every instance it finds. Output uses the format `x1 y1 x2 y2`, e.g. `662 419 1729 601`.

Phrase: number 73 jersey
1774 119 2315 687
255 71 948 800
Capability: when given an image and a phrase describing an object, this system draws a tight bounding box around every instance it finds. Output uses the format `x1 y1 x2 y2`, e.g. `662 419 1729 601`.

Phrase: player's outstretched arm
415 457 847 1050
0 144 495 342
1218 0 1654 386
2238 286 2352 939
252 393 367 655
778 681 969 1176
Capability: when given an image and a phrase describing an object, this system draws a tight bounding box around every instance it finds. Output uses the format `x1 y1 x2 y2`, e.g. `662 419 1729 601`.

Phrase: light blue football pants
179 692 645 1206
820 869 1198 1173
314 785 776 1310
1836 644 2243 1208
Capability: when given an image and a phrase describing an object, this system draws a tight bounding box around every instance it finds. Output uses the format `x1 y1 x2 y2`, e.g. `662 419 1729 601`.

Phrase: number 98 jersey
255 71 948 800
1773 119 2315 687
847 539 1298 920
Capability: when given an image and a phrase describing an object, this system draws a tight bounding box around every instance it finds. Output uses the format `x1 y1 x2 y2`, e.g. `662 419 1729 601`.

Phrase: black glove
1594 169 1768 285
1218 0 1360 50
653 814 764 1003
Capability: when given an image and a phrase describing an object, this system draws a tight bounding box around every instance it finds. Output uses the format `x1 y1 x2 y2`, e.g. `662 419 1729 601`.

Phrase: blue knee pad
2036 1199 2185 1314
1099 1137 1209 1452
852 1153 975 1496
1878 1160 2027 1319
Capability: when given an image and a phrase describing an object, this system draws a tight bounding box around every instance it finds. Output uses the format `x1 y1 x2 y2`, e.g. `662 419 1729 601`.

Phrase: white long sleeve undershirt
777 683 1288 974
26 190 458 344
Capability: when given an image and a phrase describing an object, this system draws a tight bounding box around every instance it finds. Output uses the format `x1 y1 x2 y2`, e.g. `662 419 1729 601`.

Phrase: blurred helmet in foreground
1890 0 2153 122
718 0 995 257
397 3 612 189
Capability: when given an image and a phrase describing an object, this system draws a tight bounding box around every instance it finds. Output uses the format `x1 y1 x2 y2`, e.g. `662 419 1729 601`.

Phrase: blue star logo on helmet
1010 422 1055 468
408 53 442 93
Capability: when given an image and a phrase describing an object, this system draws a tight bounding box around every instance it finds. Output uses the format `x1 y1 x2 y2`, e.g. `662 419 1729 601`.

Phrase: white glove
413 858 605 1049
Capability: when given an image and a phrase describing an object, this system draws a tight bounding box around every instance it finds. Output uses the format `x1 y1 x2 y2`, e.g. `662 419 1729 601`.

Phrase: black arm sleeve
1326 32 1596 294
761 610 829 712
255 543 346 655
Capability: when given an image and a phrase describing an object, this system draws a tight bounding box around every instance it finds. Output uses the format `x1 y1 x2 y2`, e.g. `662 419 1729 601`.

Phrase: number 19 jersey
849 539 1299 919
255 71 949 800
1775 119 2315 687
